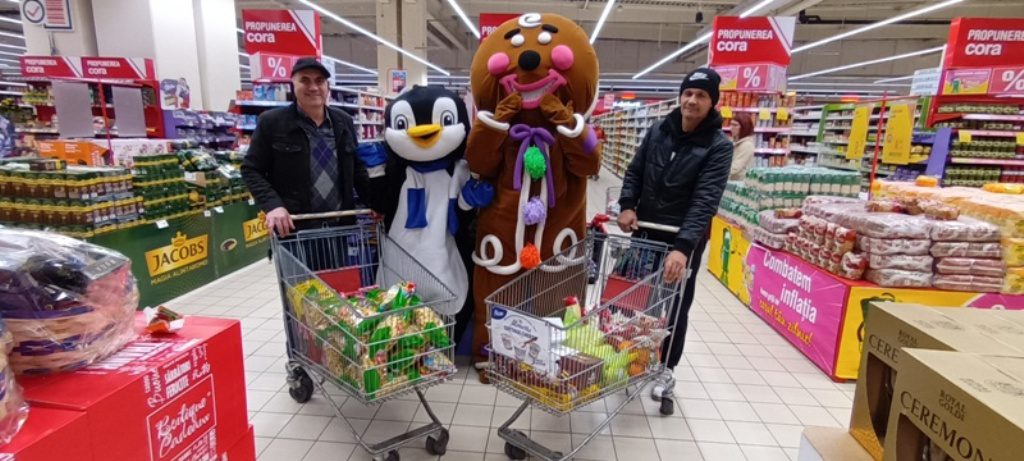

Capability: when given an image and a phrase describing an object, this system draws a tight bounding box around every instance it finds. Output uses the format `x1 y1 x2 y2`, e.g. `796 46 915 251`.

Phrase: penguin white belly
389 168 468 314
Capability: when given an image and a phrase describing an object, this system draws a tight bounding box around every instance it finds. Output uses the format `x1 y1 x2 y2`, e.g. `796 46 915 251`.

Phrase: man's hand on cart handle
664 250 689 284
266 207 295 238
617 209 639 232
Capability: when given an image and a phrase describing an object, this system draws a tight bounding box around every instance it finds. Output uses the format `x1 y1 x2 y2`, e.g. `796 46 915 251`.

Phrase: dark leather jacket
241 103 370 221
618 107 733 255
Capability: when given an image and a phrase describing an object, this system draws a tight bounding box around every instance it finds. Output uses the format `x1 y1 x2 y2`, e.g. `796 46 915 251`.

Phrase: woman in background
729 114 755 180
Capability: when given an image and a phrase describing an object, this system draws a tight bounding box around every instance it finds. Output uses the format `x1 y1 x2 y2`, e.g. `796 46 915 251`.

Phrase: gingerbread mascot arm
466 93 522 181
539 94 601 178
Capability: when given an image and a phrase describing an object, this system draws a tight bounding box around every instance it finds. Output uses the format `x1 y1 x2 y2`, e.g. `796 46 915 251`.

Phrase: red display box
0 407 93 461
222 425 255 461
19 316 248 461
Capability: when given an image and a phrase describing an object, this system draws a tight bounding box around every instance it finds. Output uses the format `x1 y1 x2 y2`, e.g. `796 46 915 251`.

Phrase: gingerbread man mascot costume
468 12 602 381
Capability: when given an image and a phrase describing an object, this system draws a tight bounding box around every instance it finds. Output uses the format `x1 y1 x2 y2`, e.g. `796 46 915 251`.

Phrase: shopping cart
271 210 458 461
486 220 688 461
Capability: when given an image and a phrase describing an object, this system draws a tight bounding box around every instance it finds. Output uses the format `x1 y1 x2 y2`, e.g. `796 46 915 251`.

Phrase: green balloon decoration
523 146 547 180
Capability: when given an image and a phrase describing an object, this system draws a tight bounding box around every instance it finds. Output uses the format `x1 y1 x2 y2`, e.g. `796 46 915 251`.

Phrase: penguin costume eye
394 115 409 130
441 111 456 127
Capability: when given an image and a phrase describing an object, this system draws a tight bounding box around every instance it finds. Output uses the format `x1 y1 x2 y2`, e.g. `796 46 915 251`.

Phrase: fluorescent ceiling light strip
633 31 712 79
590 0 617 44
0 16 21 26
633 0 778 79
297 0 450 76
0 43 25 51
239 64 250 69
0 30 23 41
0 50 21 57
237 28 244 34
874 75 915 83
324 55 377 75
789 46 945 81
792 0 964 53
445 0 479 39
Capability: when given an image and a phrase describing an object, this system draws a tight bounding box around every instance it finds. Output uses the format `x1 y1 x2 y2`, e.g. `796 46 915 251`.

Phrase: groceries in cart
287 279 455 399
491 296 670 412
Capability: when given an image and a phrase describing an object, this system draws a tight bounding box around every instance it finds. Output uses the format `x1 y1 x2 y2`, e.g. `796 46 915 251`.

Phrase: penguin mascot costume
369 85 491 343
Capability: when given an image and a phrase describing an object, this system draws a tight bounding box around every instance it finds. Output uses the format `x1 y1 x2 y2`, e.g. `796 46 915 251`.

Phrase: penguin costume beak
407 124 443 148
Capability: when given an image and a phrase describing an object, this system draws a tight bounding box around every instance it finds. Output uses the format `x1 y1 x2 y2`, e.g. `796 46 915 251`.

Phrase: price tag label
155 220 169 229
1017 132 1024 146
247 198 256 206
959 131 972 143
214 206 224 214
203 210 212 218
776 108 789 121
720 106 733 119
759 108 771 121
184 172 197 181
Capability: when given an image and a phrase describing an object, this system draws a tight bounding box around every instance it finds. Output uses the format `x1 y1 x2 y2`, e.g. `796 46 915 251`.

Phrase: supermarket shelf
235 100 287 107
754 148 789 155
960 114 1024 122
789 131 819 137
949 157 1024 166
957 129 1020 138
790 147 819 155
728 107 784 113
721 126 791 133
16 127 59 134
824 126 852 131
239 125 256 131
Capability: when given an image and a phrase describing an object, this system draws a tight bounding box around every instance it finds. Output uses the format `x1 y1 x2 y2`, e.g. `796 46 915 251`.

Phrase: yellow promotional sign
881 103 914 165
758 108 771 121
959 130 973 143
833 287 977 380
720 106 733 119
776 107 789 122
1016 132 1024 146
145 231 209 278
846 106 871 160
706 216 752 306
243 211 269 244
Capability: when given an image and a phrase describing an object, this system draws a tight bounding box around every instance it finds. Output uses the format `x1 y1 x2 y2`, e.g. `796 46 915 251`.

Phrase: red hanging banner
251 53 301 83
709 16 796 67
19 56 83 79
81 57 155 81
940 17 1024 96
479 13 520 42
241 9 322 57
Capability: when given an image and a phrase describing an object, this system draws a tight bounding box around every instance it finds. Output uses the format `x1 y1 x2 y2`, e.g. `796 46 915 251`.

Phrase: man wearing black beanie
617 67 733 407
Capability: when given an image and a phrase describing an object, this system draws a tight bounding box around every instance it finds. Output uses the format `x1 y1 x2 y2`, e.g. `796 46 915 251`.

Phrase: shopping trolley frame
270 210 457 461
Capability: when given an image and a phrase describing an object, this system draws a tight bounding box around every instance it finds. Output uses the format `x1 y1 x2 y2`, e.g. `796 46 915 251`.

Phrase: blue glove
461 178 495 209
357 142 387 168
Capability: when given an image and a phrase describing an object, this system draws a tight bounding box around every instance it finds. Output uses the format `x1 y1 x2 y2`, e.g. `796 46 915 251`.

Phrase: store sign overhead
241 9 322 58
941 17 1024 97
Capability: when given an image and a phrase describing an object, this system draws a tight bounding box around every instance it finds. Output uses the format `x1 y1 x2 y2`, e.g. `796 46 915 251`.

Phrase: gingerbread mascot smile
467 12 602 381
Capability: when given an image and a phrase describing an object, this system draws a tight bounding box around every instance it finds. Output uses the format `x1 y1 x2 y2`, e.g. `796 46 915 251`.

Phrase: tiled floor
163 169 856 460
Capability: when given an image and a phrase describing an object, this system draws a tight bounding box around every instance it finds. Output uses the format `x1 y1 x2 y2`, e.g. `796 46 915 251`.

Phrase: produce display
493 297 669 413
0 228 139 375
287 279 456 401
0 161 143 238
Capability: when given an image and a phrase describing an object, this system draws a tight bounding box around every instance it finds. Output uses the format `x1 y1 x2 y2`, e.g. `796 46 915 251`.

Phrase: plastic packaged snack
935 257 1006 278
1004 268 1024 295
774 208 802 219
933 274 1004 293
0 228 139 375
839 252 867 280
929 217 1001 242
865 269 932 288
758 210 799 234
868 254 934 272
0 319 28 444
857 236 932 256
921 201 960 221
866 200 904 213
1004 238 1024 266
838 212 932 239
749 226 786 250
930 241 1003 259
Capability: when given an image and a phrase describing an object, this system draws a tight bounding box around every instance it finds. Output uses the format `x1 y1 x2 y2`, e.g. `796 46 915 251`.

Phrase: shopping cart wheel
659 396 675 416
425 429 449 455
372 451 399 461
287 367 314 403
504 442 527 460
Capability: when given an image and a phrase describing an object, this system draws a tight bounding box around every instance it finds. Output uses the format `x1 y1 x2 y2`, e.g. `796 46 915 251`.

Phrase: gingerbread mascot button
467 12 602 381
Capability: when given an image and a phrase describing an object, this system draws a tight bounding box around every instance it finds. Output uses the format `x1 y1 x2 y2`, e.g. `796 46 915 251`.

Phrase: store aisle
164 169 855 461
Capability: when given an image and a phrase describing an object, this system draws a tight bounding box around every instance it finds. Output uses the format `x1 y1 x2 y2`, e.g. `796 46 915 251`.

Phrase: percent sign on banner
993 67 1024 96
739 65 765 90
253 53 299 82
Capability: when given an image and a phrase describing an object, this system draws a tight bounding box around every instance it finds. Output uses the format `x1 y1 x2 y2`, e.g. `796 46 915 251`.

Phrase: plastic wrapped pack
930 241 1003 259
857 236 932 256
933 274 1003 293
865 269 932 288
1004 238 1024 266
0 229 139 375
929 217 1001 242
0 319 28 444
837 212 931 239
935 257 1006 278
748 226 786 250
868 254 934 272
839 252 867 280
758 210 799 234
802 197 863 221
1005 268 1024 295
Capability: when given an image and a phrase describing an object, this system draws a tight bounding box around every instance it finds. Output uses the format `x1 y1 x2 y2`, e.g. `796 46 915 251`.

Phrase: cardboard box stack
844 303 1024 460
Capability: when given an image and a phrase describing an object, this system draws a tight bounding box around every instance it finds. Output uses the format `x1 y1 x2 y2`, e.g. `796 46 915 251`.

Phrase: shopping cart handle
637 221 680 234
290 209 373 222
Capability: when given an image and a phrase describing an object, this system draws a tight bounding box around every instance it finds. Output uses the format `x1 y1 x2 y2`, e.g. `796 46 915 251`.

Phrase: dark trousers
637 231 706 371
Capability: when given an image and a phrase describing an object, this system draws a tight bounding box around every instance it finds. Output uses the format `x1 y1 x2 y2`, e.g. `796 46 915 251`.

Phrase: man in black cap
616 67 733 404
242 57 372 238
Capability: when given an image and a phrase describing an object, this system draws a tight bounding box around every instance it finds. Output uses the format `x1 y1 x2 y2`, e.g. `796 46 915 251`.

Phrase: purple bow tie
509 124 556 208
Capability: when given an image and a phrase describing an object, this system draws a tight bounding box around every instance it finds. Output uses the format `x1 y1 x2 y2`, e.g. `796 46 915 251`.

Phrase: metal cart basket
271 210 458 461
486 221 686 461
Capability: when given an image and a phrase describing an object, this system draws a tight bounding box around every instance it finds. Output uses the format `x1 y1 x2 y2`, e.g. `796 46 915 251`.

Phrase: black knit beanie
679 67 721 106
